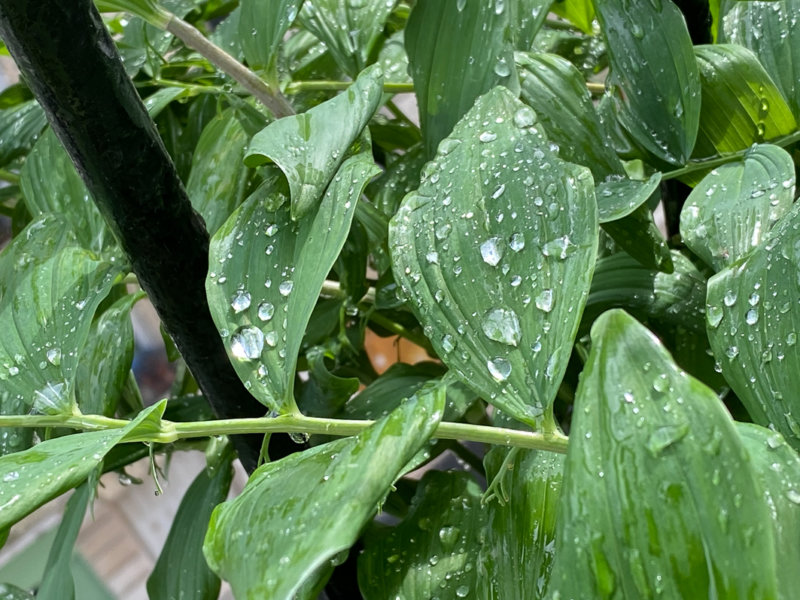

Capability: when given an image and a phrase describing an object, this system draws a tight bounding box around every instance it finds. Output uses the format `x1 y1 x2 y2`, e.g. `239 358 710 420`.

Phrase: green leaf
94 0 170 27
517 52 624 180
680 144 795 271
596 0 701 164
186 109 250 235
207 151 380 413
390 87 597 428
298 346 360 418
142 86 187 118
601 205 673 273
596 174 661 224
358 471 484 600
203 384 445 599
510 0 553 49
343 362 444 420
0 217 121 424
0 401 166 533
75 292 142 416
0 100 47 168
693 45 797 156
239 0 301 73
706 200 800 449
736 424 800 600
20 129 114 254
480 448 563 599
0 584 32 600
244 64 384 219
723 0 800 117
550 0 595 35
298 0 398 76
405 0 518 157
147 455 234 600
37 480 94 600
547 309 778 599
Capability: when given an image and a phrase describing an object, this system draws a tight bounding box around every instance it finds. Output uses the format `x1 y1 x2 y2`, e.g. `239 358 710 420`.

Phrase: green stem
0 412 569 454
286 80 414 95
139 78 224 95
0 168 20 184
663 129 800 181
365 309 435 354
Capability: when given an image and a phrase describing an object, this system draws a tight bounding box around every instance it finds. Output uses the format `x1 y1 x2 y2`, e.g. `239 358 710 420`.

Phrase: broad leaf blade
601 204 673 273
239 0 301 72
147 456 234 600
596 174 661 223
706 201 800 449
203 385 445 598
693 45 796 156
0 401 166 533
405 0 518 157
244 64 384 219
390 87 598 428
0 100 47 168
596 0 701 164
680 144 795 271
358 471 484 600
207 152 380 413
547 309 777 599
510 0 553 49
550 0 595 35
480 448 563 599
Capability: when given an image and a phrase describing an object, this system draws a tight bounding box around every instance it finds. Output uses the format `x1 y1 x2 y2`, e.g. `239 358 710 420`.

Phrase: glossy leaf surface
509 0 553 49
0 401 165 532
358 471 484 600
706 200 800 449
203 385 445 599
693 45 796 156
239 0 301 72
390 87 598 428
0 100 46 168
596 0 701 164
596 174 661 224
680 144 795 271
548 309 777 599
405 0 518 157
244 64 383 219
550 0 595 35
207 151 379 414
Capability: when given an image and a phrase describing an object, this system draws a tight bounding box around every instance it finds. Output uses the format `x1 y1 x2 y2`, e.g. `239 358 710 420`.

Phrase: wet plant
0 0 799 598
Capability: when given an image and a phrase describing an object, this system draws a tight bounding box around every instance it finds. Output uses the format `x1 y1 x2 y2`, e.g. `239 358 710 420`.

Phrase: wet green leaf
0 217 121 427
706 199 800 450
358 471 484 600
342 362 443 420
601 205 673 273
147 455 234 600
509 0 553 49
480 448 563 599
0 100 46 168
548 309 778 599
299 346 360 418
390 87 598 428
693 45 796 156
550 0 595 35
680 144 795 271
299 0 398 76
186 109 250 235
596 0 701 164
723 0 800 117
405 0 518 157
239 0 301 72
596 174 661 224
0 401 166 533
203 385 445 599
0 584 32 600
207 151 380 413
736 424 800 599
244 64 383 219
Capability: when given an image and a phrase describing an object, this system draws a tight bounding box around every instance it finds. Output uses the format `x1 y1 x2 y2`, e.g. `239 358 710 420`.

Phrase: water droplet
426 251 439 264
535 289 554 313
745 308 759 325
439 525 460 548
230 326 264 360
652 374 669 393
8 366 18 376
487 357 512 382
647 423 689 456
707 305 723 328
482 308 521 346
231 290 251 313
279 280 294 296
435 223 452 240
509 233 525 252
258 302 275 321
723 290 737 306
492 184 506 199
725 346 739 359
455 585 470 598
787 490 800 505
513 107 536 128
441 334 456 353
480 237 504 266
46 348 61 366
787 332 797 346
542 236 575 259
289 432 310 444
479 131 497 143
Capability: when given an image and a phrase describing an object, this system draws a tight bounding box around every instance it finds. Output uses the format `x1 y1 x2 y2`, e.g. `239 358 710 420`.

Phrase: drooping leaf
405 0 518 157
706 200 800 449
142 86 186 118
601 204 673 273
480 448 563 599
366 145 427 219
550 0 595 35
358 471 484 600
596 0 701 164
0 217 121 425
723 0 800 118
0 401 166 533
547 309 777 599
74 292 142 416
147 454 234 600
298 346 361 418
239 0 301 73
207 152 380 413
185 109 250 235
390 87 598 428
596 174 661 224
693 45 796 156
377 30 412 85
0 100 47 168
244 64 383 219
299 0 398 76
509 0 553 49
736 424 800 600
37 480 94 600
680 144 795 271
203 384 445 599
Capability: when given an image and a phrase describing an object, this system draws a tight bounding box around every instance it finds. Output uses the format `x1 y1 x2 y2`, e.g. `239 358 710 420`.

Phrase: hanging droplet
230 326 264 360
482 308 521 346
258 302 275 321
231 290 251 313
487 357 512 382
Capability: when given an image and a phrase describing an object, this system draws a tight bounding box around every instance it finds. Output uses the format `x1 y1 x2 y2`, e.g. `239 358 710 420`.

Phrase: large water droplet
230 326 264 360
535 289 554 312
482 308 521 346
46 348 62 366
258 302 275 321
231 290 251 313
509 233 525 252
487 357 512 381
279 280 294 296
480 237 504 266
707 305 723 328
647 423 689 456
542 236 575 260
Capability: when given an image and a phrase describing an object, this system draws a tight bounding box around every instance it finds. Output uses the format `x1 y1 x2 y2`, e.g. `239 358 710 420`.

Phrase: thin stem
545 18 581 31
286 80 414 95
365 309 435 354
0 413 569 454
0 168 20 184
320 279 376 304
139 78 224 95
663 129 800 181
164 15 294 118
